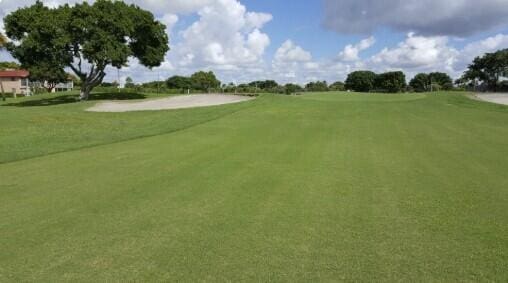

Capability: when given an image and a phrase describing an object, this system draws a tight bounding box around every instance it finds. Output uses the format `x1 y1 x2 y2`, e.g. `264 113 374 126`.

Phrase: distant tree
29 63 69 92
68 73 81 87
429 72 453 90
345 71 376 92
305 81 328 92
284 83 303 95
409 73 430 92
4 1 169 100
374 71 406 93
248 80 278 90
166 75 192 90
461 49 508 91
125 77 135 88
0 61 20 70
409 72 452 92
141 80 165 89
329 81 345 91
190 71 221 92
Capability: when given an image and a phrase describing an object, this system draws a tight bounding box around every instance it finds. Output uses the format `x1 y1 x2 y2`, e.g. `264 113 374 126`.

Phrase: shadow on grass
1 92 147 107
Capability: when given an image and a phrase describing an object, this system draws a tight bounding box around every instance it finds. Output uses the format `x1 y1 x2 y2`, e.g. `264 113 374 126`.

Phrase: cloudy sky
1 0 508 85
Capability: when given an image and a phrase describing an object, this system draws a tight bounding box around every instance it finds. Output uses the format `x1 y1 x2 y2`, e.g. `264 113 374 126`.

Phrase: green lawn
1 91 507 281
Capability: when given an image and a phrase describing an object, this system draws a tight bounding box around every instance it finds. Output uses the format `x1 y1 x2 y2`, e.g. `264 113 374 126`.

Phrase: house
0 69 74 96
0 69 31 96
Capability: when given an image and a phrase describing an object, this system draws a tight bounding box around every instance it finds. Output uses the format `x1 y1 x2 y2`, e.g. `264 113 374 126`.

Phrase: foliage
29 64 69 92
345 71 376 92
329 81 345 91
4 0 169 100
461 49 508 91
190 71 221 92
125 77 135 88
284 83 303 95
305 81 328 92
166 75 192 90
410 73 430 92
248 80 279 90
0 61 21 70
374 71 406 93
409 72 453 92
429 72 453 89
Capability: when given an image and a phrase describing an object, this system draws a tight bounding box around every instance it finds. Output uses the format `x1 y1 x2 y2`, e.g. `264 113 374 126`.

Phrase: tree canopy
461 49 508 91
345 71 376 92
0 61 20 70
4 0 169 100
166 76 192 90
305 81 328 92
329 81 345 91
374 71 406 93
190 71 221 92
248 80 279 90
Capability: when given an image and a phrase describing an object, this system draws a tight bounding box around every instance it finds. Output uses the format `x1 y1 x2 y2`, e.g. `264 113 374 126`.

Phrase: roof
0 69 30 78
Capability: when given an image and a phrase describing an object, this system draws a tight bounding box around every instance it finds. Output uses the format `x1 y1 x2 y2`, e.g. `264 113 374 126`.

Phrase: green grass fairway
1 92 507 281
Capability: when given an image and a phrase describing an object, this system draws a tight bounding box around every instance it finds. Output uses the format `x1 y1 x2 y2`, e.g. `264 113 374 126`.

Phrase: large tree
345 71 376 92
461 49 508 91
4 0 169 100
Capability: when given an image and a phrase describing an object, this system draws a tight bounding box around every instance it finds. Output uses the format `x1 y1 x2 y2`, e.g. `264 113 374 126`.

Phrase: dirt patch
86 94 255 112
474 93 508 106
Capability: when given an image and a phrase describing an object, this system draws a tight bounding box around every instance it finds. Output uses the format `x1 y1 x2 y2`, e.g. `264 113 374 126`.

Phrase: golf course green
1 92 507 281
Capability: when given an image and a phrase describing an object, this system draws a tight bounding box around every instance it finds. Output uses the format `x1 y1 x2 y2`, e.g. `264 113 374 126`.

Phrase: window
21 78 28 87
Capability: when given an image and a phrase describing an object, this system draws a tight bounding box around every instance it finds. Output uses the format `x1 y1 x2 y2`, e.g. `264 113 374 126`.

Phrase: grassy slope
0 92 256 163
1 92 507 281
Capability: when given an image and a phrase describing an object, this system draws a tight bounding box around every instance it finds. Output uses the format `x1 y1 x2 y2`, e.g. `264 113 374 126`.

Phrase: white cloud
274 40 312 63
160 14 179 35
369 33 458 75
454 34 508 71
338 36 375 61
174 0 271 68
323 0 508 36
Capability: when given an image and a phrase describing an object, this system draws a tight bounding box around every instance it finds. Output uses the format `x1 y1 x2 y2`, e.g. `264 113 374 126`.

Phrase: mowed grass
1 92 507 281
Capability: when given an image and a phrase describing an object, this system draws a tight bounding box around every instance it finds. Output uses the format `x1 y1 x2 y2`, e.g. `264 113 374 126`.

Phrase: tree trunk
0 81 5 101
79 87 91 101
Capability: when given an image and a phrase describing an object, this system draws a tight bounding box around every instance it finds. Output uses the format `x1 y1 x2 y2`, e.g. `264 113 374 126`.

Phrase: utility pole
117 68 120 92
157 69 160 95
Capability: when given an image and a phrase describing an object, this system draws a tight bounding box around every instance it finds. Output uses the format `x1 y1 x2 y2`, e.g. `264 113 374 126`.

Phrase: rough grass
1 91 507 281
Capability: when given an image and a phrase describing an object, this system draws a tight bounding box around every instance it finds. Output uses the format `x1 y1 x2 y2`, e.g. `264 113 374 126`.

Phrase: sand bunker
87 94 254 112
475 93 508 106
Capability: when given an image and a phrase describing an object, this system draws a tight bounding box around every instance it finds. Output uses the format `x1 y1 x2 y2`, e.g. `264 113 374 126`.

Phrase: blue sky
1 0 508 85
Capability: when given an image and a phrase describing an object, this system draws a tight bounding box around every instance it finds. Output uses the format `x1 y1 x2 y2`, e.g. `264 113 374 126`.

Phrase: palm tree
0 33 7 101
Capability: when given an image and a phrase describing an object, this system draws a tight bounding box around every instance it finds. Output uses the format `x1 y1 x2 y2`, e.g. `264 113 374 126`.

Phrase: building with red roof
0 69 31 96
